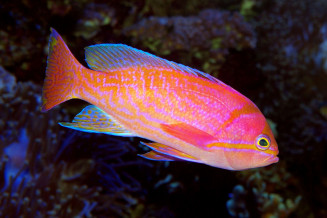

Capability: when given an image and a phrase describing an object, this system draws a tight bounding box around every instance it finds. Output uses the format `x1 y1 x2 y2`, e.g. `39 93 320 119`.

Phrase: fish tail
41 28 81 112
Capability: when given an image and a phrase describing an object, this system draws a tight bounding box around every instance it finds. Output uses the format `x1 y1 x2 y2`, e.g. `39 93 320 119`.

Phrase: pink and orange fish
41 28 279 170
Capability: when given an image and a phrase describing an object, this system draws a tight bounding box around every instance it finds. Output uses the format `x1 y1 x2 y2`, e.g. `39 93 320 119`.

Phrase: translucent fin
84 44 221 84
160 123 217 151
138 151 180 161
59 105 135 136
140 142 201 163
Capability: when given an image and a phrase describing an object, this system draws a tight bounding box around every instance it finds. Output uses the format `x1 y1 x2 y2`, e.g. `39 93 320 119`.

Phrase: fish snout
263 154 279 166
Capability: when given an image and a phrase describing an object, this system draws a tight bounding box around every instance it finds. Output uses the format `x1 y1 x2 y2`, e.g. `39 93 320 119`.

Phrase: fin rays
59 105 135 136
84 44 222 84
139 142 202 163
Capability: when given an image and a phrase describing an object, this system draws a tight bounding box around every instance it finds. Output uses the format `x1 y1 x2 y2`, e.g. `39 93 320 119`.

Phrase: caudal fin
41 28 81 112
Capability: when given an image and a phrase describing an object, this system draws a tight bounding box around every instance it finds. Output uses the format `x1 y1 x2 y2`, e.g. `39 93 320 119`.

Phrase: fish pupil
259 138 268 147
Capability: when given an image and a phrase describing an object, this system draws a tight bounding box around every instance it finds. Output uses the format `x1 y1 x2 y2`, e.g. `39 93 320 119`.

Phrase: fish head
217 107 279 170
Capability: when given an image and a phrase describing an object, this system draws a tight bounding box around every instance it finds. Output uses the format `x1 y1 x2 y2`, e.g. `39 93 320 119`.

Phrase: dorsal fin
84 44 221 84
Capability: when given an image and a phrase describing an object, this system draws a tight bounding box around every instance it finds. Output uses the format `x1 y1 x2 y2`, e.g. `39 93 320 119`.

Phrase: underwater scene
1 0 327 217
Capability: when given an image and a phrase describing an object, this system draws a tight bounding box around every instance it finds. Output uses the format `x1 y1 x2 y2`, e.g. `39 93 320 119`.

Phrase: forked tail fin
41 28 81 112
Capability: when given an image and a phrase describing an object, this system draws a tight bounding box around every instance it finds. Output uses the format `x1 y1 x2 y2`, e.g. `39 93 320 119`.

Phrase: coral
208 8 327 217
251 0 327 164
1 0 327 216
226 185 249 217
0 1 50 82
123 9 256 75
74 3 117 40
0 29 41 81
227 164 302 217
0 66 16 93
0 68 152 217
0 0 121 83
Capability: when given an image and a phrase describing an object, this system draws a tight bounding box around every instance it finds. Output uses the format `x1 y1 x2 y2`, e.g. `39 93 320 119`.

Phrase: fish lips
264 155 279 165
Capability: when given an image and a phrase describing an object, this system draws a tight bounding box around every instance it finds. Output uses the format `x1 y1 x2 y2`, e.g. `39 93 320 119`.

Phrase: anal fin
138 151 180 161
59 105 135 136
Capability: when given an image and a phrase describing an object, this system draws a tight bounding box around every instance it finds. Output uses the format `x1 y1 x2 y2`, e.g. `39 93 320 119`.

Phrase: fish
41 28 279 170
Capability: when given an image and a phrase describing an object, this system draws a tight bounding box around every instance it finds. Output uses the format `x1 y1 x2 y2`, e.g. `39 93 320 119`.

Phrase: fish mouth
263 155 279 165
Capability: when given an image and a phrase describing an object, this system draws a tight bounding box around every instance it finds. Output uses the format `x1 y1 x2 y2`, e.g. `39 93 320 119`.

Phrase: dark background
1 0 327 217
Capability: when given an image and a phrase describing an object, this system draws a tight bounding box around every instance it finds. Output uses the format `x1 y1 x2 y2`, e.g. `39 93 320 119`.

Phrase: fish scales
74 67 253 158
42 29 279 170
78 67 232 134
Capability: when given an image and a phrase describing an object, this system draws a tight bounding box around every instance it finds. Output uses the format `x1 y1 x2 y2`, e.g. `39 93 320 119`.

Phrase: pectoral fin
160 123 217 151
59 105 136 136
140 142 201 163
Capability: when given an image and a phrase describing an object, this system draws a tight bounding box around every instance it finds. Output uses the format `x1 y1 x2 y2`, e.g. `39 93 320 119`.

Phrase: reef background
1 0 327 217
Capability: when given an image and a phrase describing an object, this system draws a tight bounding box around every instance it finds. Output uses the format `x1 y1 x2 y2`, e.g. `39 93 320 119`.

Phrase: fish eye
255 134 271 151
